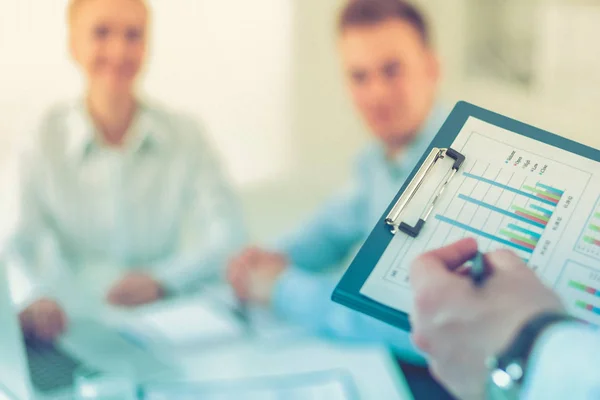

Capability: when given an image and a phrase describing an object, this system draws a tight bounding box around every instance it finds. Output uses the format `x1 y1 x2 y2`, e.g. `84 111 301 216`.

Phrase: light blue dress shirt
271 105 447 365
6 100 244 306
523 323 600 399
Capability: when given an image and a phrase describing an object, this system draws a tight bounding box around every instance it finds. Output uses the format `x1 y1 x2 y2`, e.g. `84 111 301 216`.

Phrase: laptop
0 263 176 400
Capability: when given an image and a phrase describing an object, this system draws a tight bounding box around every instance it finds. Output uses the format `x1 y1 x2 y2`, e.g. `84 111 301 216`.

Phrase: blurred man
228 0 442 363
9 0 243 342
410 239 600 400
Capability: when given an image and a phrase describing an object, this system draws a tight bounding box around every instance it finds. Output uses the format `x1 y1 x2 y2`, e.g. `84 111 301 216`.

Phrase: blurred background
0 0 598 251
0 2 599 398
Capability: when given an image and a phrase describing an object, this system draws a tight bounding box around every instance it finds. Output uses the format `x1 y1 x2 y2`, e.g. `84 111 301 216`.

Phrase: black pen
470 251 490 287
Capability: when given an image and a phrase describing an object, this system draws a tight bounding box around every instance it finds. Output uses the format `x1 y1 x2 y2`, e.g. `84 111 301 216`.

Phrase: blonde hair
67 0 149 23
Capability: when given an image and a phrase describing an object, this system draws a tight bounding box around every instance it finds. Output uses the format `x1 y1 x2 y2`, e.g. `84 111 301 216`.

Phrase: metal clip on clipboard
385 147 465 237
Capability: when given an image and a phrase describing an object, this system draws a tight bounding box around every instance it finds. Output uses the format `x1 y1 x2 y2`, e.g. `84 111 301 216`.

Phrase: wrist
486 311 577 400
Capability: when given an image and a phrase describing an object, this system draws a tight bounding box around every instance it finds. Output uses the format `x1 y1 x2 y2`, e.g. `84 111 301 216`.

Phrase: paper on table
120 298 245 347
144 370 357 400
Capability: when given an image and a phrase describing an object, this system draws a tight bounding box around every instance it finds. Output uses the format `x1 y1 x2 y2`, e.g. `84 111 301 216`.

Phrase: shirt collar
65 99 165 160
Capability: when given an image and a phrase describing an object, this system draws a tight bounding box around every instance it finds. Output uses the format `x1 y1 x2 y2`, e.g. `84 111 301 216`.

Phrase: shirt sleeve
272 268 426 365
3 136 69 309
149 122 246 293
274 171 368 273
522 323 600 400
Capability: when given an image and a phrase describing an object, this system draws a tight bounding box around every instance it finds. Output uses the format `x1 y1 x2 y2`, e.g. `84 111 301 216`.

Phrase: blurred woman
10 0 244 342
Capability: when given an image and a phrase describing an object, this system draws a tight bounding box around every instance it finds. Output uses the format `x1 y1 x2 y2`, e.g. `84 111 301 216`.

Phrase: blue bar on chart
535 183 564 197
458 194 546 229
529 204 553 217
507 223 542 240
435 215 535 254
463 173 562 207
508 224 542 240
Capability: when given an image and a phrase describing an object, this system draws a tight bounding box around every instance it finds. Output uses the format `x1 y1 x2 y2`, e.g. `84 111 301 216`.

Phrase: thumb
410 238 478 290
486 249 527 272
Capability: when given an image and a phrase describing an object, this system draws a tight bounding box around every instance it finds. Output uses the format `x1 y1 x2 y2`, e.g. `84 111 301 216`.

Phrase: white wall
243 0 369 240
421 0 600 149
0 0 294 187
145 0 293 186
291 0 367 185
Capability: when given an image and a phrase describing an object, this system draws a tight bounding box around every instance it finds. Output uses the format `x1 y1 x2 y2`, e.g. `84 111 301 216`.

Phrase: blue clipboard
332 101 600 331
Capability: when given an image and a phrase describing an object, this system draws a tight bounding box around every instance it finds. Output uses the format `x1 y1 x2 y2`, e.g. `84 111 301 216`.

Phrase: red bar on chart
515 211 548 227
536 193 560 205
584 236 600 247
510 239 536 251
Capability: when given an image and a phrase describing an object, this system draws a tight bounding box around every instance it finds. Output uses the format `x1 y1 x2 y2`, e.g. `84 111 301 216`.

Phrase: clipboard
332 101 600 331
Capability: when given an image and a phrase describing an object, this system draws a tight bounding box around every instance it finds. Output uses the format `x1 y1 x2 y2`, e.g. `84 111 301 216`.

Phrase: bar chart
555 261 600 326
361 123 599 319
575 197 600 261
377 131 592 290
382 160 570 286
431 168 563 261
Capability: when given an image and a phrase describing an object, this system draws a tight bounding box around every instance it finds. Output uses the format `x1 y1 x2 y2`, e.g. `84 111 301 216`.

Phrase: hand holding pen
409 238 564 400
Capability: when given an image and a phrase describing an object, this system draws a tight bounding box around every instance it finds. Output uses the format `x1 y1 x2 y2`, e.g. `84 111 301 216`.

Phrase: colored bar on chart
584 236 600 247
535 183 564 196
463 173 559 207
569 280 600 297
458 195 547 229
529 204 553 217
575 300 600 316
435 215 535 254
507 224 542 240
522 185 562 201
514 211 548 227
522 185 561 205
589 224 600 233
511 206 550 223
536 193 560 205
499 230 538 246
510 239 536 251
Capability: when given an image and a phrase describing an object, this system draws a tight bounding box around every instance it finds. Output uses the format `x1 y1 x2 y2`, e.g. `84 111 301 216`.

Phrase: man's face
340 20 439 149
70 0 148 98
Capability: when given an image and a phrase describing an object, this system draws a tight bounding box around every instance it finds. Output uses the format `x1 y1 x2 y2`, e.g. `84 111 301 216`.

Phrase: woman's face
70 0 148 97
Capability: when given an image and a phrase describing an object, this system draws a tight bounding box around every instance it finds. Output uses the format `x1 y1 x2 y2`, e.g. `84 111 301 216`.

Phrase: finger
49 307 67 339
236 264 252 300
411 330 432 354
410 239 477 291
106 287 120 304
267 252 287 265
36 309 58 342
231 261 248 279
19 308 33 335
132 281 160 305
423 238 479 271
108 285 130 305
231 269 250 300
244 247 261 262
107 275 136 304
486 249 527 272
228 263 244 289
226 260 241 280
